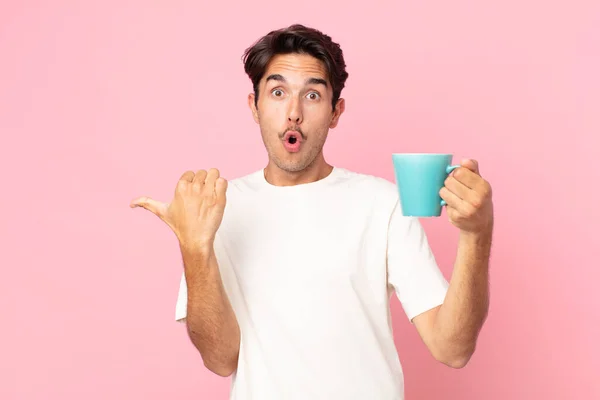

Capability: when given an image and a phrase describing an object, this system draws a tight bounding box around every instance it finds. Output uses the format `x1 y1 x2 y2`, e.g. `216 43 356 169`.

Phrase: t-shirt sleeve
386 200 449 322
175 272 188 323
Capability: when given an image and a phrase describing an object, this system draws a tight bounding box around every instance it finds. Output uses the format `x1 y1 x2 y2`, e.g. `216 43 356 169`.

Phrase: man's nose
287 98 303 124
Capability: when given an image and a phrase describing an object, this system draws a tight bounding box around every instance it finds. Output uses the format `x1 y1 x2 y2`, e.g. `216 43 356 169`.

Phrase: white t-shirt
175 166 449 400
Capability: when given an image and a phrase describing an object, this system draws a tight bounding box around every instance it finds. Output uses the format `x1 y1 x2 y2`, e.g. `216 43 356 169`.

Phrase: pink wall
2 1 598 399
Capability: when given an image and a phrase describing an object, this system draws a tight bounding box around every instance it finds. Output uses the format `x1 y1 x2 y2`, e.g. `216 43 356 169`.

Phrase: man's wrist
179 235 214 255
459 228 491 244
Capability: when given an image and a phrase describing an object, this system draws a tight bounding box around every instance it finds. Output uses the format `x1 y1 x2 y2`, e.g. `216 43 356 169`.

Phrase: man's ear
329 98 345 129
248 93 259 124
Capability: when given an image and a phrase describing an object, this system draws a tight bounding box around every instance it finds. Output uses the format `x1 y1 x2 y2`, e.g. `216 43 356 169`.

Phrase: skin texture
130 51 494 376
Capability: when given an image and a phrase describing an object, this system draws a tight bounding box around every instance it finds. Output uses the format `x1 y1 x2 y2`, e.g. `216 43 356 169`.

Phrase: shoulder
334 167 399 200
330 167 402 219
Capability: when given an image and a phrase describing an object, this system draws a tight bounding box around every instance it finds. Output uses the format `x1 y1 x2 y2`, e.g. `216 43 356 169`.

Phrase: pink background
2 1 598 399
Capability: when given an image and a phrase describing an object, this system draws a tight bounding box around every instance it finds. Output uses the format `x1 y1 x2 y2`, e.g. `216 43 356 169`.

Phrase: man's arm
412 229 491 368
130 168 239 376
412 159 493 368
181 242 241 377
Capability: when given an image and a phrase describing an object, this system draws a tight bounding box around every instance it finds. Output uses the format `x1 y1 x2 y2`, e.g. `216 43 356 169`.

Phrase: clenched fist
130 168 228 249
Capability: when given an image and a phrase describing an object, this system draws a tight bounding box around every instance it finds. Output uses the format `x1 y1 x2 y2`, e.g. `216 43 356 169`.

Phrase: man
131 24 493 399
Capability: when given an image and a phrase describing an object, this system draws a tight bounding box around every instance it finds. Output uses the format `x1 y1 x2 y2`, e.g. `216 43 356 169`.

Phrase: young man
131 24 493 399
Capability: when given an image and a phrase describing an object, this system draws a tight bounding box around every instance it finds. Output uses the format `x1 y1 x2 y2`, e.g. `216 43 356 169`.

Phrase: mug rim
392 153 453 157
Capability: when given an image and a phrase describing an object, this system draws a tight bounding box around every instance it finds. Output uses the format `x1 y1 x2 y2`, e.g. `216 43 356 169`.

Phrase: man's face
248 53 344 173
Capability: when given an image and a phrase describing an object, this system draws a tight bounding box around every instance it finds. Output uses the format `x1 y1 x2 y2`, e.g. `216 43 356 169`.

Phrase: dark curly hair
242 24 349 110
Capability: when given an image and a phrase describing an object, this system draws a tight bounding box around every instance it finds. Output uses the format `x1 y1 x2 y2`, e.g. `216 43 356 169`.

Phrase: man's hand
440 159 493 235
130 168 228 248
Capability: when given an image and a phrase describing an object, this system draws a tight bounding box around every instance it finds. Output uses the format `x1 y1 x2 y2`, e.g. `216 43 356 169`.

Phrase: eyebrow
265 74 328 87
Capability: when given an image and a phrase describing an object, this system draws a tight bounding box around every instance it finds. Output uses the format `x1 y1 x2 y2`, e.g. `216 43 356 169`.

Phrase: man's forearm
434 229 492 366
181 243 240 376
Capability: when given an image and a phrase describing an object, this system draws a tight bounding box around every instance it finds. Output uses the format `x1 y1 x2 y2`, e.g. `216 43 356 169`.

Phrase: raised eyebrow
264 75 328 88
265 74 286 84
306 77 328 87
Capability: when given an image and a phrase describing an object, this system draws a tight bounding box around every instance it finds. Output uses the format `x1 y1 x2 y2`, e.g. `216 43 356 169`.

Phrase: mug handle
440 165 460 206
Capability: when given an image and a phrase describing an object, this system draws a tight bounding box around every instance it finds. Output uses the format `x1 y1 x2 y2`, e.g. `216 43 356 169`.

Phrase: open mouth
283 130 302 142
283 131 302 152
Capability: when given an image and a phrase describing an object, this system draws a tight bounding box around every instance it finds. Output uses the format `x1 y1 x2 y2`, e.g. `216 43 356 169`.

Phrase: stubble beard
262 131 324 173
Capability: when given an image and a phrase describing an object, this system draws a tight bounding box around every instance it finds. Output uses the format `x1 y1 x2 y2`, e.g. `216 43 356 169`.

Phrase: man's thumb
130 196 168 218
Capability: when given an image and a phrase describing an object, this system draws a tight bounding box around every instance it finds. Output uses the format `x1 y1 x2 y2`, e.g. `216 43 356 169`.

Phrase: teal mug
392 153 460 217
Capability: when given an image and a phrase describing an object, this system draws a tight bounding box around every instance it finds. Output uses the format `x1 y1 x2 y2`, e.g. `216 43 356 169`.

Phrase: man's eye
307 92 320 100
272 89 284 97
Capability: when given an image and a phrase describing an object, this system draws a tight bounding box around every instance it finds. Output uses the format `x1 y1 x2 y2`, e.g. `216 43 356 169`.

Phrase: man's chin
272 155 311 173
277 161 308 173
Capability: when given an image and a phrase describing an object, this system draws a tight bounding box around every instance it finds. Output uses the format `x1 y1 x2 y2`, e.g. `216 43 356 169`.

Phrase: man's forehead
263 53 329 83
